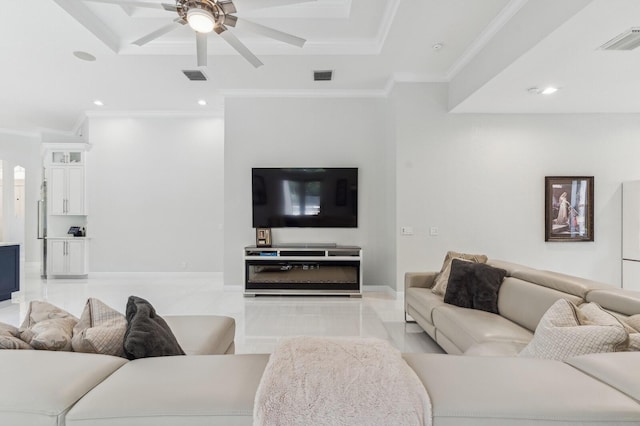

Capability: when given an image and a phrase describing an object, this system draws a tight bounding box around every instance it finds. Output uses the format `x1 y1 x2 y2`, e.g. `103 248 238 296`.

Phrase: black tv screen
252 168 358 228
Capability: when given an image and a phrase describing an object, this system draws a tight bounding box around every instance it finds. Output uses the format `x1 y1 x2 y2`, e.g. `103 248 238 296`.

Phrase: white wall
0 132 42 262
87 116 224 272
393 82 640 287
224 97 395 288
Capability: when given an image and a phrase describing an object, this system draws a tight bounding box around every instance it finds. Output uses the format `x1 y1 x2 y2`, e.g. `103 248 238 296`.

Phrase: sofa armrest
404 272 438 291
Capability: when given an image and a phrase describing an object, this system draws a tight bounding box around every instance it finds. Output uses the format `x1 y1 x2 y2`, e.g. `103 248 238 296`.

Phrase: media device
252 168 358 228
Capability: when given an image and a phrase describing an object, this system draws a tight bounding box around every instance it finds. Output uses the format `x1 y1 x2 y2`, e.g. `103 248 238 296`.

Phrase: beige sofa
3 268 640 425
405 259 640 355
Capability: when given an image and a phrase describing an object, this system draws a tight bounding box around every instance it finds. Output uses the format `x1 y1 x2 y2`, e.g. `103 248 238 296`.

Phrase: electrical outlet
401 226 414 235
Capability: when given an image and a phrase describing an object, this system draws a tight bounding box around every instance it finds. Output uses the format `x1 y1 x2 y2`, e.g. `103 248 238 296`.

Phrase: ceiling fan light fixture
187 8 215 33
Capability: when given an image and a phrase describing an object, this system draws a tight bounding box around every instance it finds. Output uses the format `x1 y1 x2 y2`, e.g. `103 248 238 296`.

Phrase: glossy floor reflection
0 265 444 354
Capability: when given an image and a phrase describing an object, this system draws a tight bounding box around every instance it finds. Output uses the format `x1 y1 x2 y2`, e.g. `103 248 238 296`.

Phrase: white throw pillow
0 322 33 350
623 314 640 351
72 298 127 357
19 301 78 351
519 300 628 361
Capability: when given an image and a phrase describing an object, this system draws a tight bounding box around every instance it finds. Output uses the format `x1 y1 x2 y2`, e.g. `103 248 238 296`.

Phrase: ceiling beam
448 0 593 112
53 0 121 53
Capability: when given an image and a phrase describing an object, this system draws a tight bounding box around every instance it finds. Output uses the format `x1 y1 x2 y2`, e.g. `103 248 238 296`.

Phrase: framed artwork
545 176 594 242
256 227 272 247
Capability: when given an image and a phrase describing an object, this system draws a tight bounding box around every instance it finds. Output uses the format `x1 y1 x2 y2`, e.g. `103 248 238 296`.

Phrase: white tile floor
0 265 444 354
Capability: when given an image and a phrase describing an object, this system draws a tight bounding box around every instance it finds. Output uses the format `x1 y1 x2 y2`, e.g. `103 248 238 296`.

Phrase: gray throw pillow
444 259 506 314
123 296 185 360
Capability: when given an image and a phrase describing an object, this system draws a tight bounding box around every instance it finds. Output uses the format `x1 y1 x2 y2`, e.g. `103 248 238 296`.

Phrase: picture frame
256 227 272 247
545 176 594 242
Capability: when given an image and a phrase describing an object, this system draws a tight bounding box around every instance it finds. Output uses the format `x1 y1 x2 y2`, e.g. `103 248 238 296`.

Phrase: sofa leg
404 311 416 323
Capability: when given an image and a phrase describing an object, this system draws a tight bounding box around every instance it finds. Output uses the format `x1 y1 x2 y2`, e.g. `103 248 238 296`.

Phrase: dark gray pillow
444 259 507 314
123 296 185 360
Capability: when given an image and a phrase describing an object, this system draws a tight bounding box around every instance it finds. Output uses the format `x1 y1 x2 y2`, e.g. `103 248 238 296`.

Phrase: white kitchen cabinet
49 150 84 165
47 239 87 277
49 166 85 215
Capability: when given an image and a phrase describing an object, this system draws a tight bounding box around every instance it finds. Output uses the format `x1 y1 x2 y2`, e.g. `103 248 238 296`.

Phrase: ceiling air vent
600 27 640 50
314 70 333 81
182 70 208 81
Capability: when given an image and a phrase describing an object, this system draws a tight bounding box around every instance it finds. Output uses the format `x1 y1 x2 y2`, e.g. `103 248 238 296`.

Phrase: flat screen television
252 168 358 228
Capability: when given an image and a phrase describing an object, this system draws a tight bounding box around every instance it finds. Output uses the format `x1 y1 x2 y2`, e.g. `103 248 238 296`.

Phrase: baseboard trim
363 285 398 298
87 272 223 279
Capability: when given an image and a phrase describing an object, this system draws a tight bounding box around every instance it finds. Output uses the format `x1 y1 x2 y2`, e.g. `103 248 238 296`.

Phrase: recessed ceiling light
432 43 444 51
198 99 207 106
93 100 104 106
527 87 541 95
541 87 558 95
73 51 96 62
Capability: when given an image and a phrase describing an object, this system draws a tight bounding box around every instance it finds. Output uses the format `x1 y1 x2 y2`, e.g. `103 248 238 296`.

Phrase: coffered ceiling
1 0 639 135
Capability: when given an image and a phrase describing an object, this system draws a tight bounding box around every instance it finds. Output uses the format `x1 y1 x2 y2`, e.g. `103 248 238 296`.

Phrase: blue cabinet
0 244 19 301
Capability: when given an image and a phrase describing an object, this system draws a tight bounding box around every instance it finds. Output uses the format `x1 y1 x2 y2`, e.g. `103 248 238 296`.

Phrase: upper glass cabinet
50 151 83 165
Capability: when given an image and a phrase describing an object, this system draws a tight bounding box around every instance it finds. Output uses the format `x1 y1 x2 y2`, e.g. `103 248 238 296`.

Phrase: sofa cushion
405 287 447 326
0 350 127 426
0 322 32 350
403 353 640 425
519 300 628 361
66 354 270 426
163 315 236 355
587 288 640 316
463 341 529 357
123 296 185 360
72 298 127 357
511 269 611 299
432 305 532 353
444 260 506 314
497 277 584 332
565 352 640 403
19 300 78 351
431 251 488 296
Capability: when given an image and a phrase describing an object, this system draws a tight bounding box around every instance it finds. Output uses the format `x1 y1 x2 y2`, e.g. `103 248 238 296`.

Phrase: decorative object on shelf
256 228 272 247
545 176 594 242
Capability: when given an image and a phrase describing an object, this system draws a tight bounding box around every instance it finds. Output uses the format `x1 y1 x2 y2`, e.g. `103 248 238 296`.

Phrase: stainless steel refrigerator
37 177 47 278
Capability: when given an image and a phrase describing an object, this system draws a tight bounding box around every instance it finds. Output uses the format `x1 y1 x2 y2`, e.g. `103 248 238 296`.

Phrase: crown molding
446 0 528 80
85 110 224 118
0 128 40 138
220 88 388 98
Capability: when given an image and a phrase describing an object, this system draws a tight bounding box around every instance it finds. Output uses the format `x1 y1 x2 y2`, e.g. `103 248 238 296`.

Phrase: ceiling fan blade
83 0 171 10
132 18 185 46
218 0 237 15
234 17 305 47
233 0 316 11
217 29 263 68
196 32 208 67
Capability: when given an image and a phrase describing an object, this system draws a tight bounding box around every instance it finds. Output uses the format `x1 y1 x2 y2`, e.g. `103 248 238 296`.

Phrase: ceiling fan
83 0 315 67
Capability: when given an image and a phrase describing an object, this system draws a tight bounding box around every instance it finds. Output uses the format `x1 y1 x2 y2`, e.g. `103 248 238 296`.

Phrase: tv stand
243 245 362 297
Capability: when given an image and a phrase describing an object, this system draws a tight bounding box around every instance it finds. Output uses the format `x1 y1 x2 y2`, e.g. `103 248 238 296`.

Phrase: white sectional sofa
405 259 640 355
2 261 640 425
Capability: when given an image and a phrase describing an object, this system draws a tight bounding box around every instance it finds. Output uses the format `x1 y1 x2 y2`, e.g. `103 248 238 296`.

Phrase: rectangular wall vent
182 70 208 81
314 70 333 81
600 27 640 50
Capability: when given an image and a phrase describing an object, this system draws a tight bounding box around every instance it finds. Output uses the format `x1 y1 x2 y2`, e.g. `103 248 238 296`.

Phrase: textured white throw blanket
254 336 432 426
